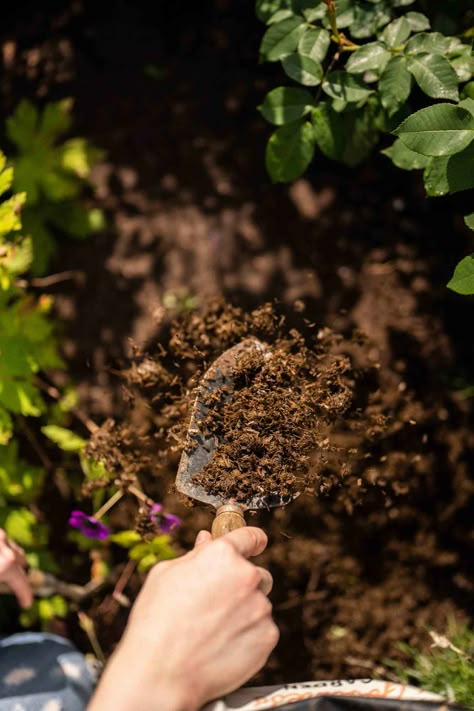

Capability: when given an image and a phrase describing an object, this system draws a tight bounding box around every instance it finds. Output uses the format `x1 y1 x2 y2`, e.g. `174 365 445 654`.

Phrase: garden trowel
176 339 294 538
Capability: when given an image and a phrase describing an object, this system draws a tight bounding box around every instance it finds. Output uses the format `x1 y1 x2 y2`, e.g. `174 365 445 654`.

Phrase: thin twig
30 270 85 287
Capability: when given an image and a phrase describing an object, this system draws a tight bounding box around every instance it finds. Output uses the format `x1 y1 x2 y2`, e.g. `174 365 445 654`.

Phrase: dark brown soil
1 0 473 686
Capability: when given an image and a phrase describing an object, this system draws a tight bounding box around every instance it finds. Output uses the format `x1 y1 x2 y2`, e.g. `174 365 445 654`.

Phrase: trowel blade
176 338 294 511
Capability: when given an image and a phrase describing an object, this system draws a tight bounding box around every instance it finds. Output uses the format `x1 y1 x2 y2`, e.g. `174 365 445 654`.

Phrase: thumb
194 530 213 548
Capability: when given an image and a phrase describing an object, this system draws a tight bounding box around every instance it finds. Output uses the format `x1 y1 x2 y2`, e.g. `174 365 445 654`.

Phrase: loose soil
1 0 473 686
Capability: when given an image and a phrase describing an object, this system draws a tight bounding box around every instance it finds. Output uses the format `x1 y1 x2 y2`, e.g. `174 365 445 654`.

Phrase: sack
203 678 464 710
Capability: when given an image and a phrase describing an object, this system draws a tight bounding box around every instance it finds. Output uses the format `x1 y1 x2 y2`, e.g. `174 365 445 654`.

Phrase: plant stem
128 483 154 506
78 612 106 665
94 489 124 519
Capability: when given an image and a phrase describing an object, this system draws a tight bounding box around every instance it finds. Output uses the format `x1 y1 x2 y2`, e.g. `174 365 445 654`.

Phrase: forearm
88 642 197 711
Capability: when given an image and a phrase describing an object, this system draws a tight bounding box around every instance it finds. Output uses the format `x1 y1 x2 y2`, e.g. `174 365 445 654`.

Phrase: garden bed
1 0 473 684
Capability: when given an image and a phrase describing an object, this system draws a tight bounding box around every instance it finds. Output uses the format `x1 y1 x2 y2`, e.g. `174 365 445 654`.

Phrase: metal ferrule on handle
212 503 246 538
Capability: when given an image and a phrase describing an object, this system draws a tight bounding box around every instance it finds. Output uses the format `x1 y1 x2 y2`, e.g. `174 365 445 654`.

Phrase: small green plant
256 0 474 293
5 99 105 274
1 141 180 629
390 621 474 708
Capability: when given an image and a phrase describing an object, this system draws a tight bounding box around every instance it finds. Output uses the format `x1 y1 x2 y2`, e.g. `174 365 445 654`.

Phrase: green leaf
381 17 411 48
382 138 431 170
298 27 330 62
41 425 86 452
6 101 38 152
312 100 380 166
405 12 430 32
394 104 474 157
404 32 452 56
0 166 13 198
2 507 43 548
109 530 142 548
322 71 372 103
256 0 290 23
423 141 474 196
379 57 412 114
407 53 459 102
40 100 72 143
267 9 294 23
350 3 391 39
260 17 305 61
265 120 315 182
447 255 474 295
282 53 323 86
259 87 313 125
346 42 391 75
464 214 474 231
450 54 474 84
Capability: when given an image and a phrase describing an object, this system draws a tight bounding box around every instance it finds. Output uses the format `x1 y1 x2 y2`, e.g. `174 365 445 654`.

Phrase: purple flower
150 504 181 533
68 510 110 540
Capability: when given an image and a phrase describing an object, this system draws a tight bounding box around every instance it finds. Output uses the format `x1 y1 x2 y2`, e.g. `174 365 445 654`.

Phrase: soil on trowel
187 325 354 503
86 301 388 513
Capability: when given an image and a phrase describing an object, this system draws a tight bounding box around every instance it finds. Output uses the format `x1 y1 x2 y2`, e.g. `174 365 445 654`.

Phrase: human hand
0 528 33 608
89 527 278 711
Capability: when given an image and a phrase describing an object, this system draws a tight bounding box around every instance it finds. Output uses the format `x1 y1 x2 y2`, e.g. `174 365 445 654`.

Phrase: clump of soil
189 331 353 503
85 301 387 513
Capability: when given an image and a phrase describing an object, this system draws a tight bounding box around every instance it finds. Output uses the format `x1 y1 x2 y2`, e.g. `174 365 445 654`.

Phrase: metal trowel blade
176 338 295 511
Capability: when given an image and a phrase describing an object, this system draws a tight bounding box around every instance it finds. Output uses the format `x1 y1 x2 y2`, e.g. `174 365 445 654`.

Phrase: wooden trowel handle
212 504 246 538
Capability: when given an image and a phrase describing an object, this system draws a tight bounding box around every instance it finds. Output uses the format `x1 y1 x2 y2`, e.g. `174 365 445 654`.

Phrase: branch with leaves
256 0 474 293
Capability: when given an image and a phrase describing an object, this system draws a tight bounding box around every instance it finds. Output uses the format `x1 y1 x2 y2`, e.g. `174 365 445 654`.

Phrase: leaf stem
94 489 124 519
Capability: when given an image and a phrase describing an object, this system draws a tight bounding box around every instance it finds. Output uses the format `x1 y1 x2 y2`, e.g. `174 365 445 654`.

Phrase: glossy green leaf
282 53 323 86
349 6 389 38
256 0 291 23
407 53 459 102
422 142 474 196
260 17 305 61
447 255 474 295
267 9 294 23
41 425 86 452
382 138 431 170
395 104 474 156
265 120 315 182
312 100 380 166
464 214 474 231
378 56 413 114
346 42 390 74
259 87 313 125
451 54 474 84
405 12 430 32
322 71 372 103
381 17 411 48
404 32 451 56
298 27 330 62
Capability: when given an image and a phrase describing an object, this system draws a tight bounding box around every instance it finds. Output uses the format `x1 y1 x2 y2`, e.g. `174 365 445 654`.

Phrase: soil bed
1 0 473 685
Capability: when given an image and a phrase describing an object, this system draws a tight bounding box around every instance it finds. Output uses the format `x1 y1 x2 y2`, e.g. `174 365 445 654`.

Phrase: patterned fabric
0 633 96 710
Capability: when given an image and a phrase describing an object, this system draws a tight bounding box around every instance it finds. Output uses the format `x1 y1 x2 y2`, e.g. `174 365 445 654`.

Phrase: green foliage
5 99 105 274
41 424 86 452
111 529 177 572
0 142 92 625
256 0 474 292
447 254 474 294
391 622 474 707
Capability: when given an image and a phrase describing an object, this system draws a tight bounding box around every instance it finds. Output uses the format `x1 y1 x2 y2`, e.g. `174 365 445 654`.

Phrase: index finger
221 527 268 559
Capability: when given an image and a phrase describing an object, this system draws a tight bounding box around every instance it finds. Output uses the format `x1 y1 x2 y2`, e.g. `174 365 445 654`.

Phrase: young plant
390 621 474 708
5 99 105 274
256 0 474 292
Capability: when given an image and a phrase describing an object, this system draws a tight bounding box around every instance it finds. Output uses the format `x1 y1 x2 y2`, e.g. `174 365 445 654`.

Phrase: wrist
88 641 199 711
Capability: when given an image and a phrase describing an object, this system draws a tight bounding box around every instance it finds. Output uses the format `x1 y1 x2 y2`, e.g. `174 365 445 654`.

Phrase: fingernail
195 530 210 547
